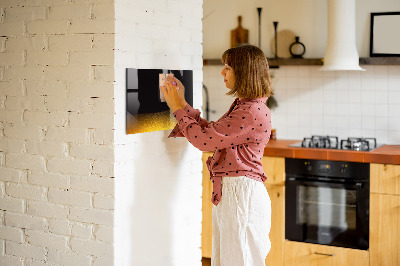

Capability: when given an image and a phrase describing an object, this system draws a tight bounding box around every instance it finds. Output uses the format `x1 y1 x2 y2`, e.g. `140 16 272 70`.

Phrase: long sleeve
168 104 211 138
172 105 257 152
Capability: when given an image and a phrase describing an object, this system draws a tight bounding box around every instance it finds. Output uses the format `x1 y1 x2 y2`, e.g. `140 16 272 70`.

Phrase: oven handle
286 177 364 189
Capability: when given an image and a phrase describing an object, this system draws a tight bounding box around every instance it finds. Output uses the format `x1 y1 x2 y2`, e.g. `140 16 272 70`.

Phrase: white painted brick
48 219 71 236
93 66 114 81
4 125 43 141
69 112 114 129
69 19 114 34
3 66 44 81
90 128 113 146
0 37 5 52
69 50 113 66
94 225 112 243
24 259 48 266
0 110 23 124
49 35 93 52
70 144 114 161
6 241 46 261
0 22 24 36
93 253 113 266
92 3 114 20
48 188 91 208
26 141 67 157
25 80 67 97
5 212 48 231
92 34 114 50
47 158 92 176
27 21 69 35
48 4 91 20
25 229 68 251
0 197 24 212
46 127 88 144
181 42 202 56
0 81 23 96
27 200 69 219
24 111 68 127
44 65 92 82
44 96 81 112
71 222 92 239
70 237 113 257
6 183 46 201
0 255 23 266
70 175 113 194
0 152 5 166
47 250 91 266
28 171 69 189
5 36 46 52
69 81 114 98
4 96 46 111
69 207 113 226
6 153 46 171
0 226 23 243
0 138 25 153
93 194 113 210
4 6 46 22
22 0 69 6
26 51 68 66
92 160 113 177
0 52 24 66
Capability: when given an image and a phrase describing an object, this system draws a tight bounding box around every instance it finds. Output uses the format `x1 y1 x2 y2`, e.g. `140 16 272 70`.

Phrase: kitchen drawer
284 240 369 266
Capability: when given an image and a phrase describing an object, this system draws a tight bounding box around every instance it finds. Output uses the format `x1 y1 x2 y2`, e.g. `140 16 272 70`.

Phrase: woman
162 44 273 266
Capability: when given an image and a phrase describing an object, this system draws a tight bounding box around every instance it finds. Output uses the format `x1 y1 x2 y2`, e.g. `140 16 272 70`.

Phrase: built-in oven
285 158 369 250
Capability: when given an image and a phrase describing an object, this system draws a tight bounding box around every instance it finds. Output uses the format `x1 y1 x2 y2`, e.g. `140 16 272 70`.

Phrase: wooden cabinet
201 152 213 258
284 241 369 266
370 163 400 266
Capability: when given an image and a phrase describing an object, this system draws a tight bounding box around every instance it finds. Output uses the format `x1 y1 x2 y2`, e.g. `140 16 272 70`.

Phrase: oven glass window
297 186 356 230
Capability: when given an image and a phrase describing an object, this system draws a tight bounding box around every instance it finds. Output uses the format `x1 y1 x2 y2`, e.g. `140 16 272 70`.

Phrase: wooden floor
202 257 211 266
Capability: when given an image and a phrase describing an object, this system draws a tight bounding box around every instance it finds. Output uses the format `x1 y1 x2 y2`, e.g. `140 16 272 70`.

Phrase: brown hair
221 44 273 99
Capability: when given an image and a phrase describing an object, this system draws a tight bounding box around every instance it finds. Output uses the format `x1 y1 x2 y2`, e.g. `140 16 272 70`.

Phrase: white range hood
320 0 365 71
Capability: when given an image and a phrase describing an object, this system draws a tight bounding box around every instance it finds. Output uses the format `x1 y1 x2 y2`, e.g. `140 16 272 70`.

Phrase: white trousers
211 176 271 266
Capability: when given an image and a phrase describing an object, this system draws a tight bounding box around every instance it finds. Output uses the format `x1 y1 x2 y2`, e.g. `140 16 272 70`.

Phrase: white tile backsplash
203 64 400 144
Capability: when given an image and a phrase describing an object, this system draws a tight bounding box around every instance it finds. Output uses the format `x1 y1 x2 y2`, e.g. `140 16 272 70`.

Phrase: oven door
285 177 369 250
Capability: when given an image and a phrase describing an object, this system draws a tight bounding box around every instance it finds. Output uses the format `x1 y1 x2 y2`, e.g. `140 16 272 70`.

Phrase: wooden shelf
203 57 400 67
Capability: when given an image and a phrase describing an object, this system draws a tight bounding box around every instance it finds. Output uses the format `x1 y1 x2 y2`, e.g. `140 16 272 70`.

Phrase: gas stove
289 135 381 151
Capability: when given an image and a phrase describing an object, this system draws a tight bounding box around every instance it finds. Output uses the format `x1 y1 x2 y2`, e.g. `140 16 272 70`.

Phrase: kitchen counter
263 139 400 165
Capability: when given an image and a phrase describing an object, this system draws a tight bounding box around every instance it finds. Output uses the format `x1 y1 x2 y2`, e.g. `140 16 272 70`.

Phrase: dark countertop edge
263 140 400 165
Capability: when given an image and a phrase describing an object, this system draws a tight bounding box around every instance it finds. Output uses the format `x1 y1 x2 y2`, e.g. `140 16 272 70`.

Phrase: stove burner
340 137 377 151
301 135 339 149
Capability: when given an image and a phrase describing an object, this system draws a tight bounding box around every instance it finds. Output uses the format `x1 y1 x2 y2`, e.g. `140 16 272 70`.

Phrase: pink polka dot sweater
168 97 272 206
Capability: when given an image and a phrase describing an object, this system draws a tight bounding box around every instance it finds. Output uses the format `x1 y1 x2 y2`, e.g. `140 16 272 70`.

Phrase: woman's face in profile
221 64 235 89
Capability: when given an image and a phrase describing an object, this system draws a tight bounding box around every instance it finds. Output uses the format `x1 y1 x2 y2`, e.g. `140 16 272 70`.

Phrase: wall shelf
203 57 400 67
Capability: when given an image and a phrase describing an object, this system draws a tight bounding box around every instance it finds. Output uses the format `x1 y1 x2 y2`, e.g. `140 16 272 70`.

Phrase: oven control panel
286 158 369 180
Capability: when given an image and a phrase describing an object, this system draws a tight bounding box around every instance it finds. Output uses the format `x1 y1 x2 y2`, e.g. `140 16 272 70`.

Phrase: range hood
320 0 365 71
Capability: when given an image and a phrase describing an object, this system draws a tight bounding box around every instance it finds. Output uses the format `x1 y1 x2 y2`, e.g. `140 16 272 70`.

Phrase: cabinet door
370 193 400 266
265 184 284 266
370 163 400 195
284 241 369 266
202 152 213 258
261 156 285 185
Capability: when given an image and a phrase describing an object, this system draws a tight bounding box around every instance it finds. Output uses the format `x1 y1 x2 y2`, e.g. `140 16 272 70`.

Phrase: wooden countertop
263 139 400 165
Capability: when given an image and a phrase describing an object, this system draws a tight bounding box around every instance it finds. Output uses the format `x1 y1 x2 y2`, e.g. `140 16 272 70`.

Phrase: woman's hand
161 76 186 113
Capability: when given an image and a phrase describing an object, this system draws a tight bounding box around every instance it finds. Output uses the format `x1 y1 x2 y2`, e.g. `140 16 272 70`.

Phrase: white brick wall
0 0 115 265
114 0 203 265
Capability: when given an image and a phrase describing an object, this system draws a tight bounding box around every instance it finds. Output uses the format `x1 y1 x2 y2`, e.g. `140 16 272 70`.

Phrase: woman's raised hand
161 76 186 113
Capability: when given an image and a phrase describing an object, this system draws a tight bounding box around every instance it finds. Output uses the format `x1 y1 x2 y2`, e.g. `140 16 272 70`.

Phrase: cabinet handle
314 252 335 257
